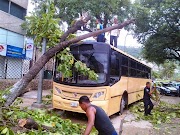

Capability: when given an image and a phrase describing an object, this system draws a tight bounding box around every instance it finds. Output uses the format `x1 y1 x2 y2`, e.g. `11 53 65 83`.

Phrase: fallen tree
4 18 135 106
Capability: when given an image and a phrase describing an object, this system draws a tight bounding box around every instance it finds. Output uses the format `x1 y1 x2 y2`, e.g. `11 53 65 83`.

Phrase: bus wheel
120 95 127 115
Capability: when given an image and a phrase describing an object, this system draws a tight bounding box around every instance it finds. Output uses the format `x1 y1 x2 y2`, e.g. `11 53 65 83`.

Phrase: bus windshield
54 52 109 86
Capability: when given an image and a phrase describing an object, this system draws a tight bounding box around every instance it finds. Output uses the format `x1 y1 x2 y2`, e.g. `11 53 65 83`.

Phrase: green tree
52 0 132 28
160 62 176 79
152 71 161 79
23 3 63 48
133 0 180 64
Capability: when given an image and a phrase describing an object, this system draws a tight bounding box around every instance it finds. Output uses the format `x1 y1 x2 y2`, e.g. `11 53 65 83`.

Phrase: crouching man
79 96 117 135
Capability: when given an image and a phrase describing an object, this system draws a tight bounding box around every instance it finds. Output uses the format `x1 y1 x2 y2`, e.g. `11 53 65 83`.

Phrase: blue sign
6 45 26 59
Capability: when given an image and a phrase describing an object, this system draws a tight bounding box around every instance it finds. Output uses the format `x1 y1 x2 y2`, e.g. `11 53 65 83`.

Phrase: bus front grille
61 90 92 100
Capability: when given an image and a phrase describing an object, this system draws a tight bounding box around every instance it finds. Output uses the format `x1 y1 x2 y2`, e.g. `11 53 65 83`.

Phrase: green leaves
130 101 180 126
22 3 63 48
133 0 180 63
57 47 98 80
6 111 14 117
0 127 14 135
0 88 11 105
54 0 132 27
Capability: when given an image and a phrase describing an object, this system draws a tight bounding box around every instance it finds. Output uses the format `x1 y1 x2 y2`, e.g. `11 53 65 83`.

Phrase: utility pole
32 1 49 107
37 38 46 104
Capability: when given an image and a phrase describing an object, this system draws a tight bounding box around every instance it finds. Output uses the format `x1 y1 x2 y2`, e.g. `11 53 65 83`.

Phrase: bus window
77 53 108 84
137 63 142 70
130 68 137 77
121 55 128 77
121 66 128 76
54 52 109 86
136 70 141 77
122 56 128 66
110 51 120 84
129 59 137 77
130 59 137 69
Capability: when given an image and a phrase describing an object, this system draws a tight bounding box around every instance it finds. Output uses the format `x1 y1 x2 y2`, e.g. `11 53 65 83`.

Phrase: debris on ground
0 90 98 135
129 101 180 126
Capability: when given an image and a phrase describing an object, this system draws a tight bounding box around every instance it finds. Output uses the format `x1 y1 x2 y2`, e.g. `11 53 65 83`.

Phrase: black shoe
148 113 152 115
144 113 148 116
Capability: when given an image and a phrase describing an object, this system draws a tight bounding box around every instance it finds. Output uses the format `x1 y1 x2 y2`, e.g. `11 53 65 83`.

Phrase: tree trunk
4 19 135 106
103 13 108 28
18 118 52 130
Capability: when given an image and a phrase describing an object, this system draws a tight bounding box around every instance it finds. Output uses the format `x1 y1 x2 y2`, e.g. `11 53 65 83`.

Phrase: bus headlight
55 87 61 94
93 92 104 98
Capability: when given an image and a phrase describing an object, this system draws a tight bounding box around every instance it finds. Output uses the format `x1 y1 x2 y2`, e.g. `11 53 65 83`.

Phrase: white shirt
110 24 120 36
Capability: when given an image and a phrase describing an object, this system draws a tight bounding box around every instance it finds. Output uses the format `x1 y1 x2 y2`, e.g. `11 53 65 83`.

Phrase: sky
27 0 142 47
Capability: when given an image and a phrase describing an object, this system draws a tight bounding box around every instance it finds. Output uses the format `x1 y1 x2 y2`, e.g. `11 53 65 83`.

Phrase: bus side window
110 51 120 85
129 59 137 77
121 56 128 76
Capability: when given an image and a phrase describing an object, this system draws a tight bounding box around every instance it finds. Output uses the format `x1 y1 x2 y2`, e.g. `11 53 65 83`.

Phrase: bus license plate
70 102 78 107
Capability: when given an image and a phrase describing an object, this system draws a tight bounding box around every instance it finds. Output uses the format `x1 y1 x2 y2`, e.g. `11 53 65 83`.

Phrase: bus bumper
53 94 109 114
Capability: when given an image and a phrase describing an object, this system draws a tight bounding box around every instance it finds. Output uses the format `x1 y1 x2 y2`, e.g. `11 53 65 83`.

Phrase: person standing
110 18 120 47
96 19 105 42
143 82 154 116
79 96 117 135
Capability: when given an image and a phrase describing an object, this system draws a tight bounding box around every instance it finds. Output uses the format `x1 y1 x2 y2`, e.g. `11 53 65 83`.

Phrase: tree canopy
133 0 180 64
53 0 132 28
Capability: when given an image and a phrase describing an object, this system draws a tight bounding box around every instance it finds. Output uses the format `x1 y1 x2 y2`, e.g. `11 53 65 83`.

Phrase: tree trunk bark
4 19 135 106
18 118 52 130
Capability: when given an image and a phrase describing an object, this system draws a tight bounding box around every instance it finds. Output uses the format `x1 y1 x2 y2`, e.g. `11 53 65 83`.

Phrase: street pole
37 38 46 104
35 1 49 105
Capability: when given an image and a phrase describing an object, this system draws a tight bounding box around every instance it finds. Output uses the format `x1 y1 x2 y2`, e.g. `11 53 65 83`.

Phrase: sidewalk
110 111 153 135
122 111 153 135
20 90 51 107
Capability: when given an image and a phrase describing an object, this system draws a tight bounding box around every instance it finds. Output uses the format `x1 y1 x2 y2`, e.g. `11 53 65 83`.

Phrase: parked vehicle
156 86 171 95
170 82 180 96
171 82 180 89
162 83 178 96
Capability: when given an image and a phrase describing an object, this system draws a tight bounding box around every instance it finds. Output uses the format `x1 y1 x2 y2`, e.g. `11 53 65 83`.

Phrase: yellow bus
53 41 151 116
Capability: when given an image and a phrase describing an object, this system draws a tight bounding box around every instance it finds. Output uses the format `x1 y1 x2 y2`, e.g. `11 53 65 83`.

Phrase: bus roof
110 45 151 69
77 41 151 69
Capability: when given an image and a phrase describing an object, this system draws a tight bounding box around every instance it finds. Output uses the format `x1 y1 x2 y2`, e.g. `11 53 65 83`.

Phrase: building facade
0 0 28 79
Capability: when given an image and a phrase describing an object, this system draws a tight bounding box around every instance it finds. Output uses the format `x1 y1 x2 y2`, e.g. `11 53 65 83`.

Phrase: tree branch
60 16 91 42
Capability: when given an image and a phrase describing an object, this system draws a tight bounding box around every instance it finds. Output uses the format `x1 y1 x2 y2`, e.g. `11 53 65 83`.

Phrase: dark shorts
98 131 117 135
97 34 105 42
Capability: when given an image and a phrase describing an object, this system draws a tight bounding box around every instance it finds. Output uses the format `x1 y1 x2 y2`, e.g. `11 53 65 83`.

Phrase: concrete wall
11 0 29 9
0 79 53 92
0 10 25 34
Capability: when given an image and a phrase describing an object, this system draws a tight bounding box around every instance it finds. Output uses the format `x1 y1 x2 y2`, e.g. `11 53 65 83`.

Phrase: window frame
0 1 26 20
0 0 10 13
